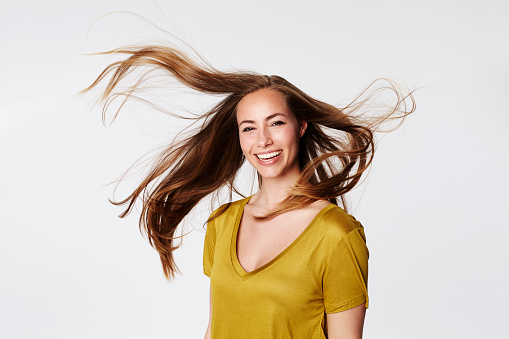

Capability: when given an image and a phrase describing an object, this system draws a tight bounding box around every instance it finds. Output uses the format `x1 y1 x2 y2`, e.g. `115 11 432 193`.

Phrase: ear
299 121 307 137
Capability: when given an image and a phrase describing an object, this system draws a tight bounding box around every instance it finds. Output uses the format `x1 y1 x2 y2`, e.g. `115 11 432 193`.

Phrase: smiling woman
84 44 415 338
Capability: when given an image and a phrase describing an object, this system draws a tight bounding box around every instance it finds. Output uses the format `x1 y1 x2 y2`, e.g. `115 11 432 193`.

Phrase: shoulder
317 204 364 243
208 196 250 223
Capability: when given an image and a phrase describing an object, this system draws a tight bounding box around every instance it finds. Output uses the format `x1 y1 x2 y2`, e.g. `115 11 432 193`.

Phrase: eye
271 120 285 126
242 126 254 132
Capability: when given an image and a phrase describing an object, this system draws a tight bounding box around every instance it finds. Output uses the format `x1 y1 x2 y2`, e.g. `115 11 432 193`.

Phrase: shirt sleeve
323 226 369 313
203 214 217 278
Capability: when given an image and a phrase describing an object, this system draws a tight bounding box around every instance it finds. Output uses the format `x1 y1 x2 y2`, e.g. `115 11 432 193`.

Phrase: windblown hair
83 44 415 279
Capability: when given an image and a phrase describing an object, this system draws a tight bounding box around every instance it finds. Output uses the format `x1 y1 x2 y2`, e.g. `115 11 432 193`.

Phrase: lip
254 150 283 166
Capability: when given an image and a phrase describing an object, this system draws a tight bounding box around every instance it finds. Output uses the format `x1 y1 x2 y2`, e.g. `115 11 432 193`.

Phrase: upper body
204 88 368 338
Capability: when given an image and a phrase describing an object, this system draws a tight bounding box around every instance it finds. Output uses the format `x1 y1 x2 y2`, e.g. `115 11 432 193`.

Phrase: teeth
257 151 282 160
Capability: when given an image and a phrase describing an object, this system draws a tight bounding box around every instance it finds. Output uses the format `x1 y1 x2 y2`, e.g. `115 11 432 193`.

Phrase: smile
256 150 282 160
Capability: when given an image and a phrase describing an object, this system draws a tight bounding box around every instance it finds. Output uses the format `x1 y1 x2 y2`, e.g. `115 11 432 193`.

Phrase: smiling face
236 88 307 181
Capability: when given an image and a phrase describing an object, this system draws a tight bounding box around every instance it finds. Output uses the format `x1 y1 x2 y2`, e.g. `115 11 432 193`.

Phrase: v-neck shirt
203 196 369 338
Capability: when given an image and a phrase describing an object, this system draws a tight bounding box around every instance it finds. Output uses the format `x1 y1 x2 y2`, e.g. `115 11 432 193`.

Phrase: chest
236 209 317 273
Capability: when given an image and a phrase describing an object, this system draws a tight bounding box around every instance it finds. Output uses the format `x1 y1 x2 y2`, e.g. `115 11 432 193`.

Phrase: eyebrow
238 113 287 126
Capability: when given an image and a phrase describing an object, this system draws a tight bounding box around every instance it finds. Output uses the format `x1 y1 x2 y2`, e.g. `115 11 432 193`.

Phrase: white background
1 0 508 338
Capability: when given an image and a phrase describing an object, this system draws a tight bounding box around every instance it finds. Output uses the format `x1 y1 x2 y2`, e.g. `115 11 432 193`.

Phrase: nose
257 127 272 147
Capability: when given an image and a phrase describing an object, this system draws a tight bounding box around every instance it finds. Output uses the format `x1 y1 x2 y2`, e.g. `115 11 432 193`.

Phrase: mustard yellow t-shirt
203 196 369 338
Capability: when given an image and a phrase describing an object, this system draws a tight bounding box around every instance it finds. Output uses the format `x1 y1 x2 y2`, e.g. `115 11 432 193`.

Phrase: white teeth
256 151 282 160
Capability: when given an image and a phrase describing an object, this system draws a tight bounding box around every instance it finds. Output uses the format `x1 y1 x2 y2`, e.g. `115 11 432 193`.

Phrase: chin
250 159 298 181
256 168 289 180
258 173 281 180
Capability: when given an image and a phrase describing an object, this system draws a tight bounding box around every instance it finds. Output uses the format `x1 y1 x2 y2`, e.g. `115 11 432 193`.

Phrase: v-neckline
230 196 335 279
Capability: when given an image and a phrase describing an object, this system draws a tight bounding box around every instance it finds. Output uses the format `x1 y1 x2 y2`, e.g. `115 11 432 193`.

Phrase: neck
250 168 301 208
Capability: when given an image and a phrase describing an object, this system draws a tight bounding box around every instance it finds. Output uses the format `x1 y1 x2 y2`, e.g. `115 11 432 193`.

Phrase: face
236 88 307 181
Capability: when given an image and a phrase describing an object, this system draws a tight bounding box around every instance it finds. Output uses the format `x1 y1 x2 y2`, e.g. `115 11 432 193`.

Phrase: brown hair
83 44 415 279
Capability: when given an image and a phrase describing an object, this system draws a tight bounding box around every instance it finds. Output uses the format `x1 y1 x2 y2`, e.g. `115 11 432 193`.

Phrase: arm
326 303 366 339
323 225 369 338
204 284 212 339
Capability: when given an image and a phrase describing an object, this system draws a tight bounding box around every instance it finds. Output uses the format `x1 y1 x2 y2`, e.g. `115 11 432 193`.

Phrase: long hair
83 44 415 279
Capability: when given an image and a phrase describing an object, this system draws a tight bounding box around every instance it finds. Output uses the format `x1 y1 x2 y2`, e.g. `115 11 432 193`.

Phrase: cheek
280 128 300 150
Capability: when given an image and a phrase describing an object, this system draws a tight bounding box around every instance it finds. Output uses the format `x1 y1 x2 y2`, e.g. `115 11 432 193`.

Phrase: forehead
236 88 291 121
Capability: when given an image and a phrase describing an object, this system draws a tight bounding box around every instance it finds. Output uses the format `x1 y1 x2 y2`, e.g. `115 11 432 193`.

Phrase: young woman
84 44 414 338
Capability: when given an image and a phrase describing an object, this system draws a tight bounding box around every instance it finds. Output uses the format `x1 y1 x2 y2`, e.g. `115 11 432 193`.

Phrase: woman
84 44 414 338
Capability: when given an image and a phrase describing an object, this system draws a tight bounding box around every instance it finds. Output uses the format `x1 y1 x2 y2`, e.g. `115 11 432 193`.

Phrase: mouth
255 150 282 161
